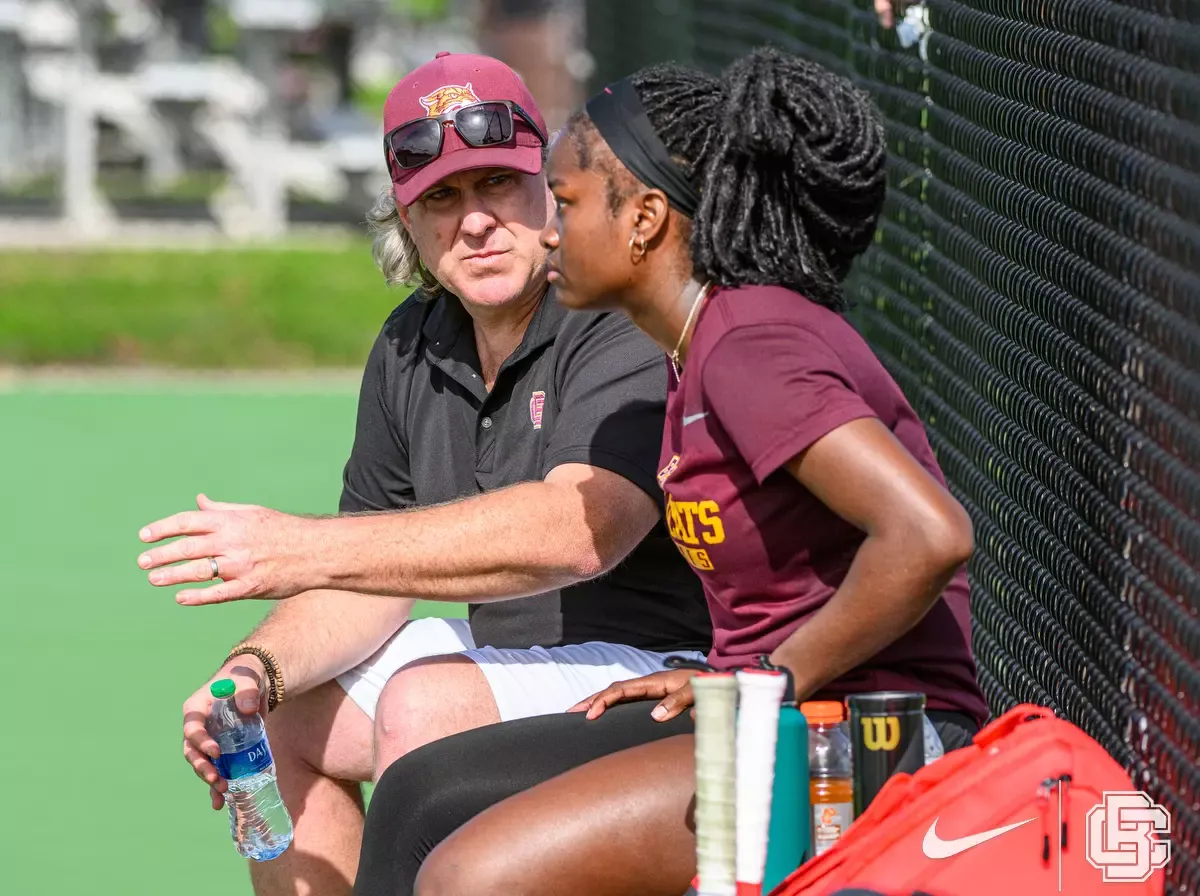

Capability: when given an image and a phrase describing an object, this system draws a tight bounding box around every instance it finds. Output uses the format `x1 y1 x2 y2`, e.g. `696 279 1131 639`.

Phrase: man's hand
183 654 269 810
568 669 696 722
138 494 316 605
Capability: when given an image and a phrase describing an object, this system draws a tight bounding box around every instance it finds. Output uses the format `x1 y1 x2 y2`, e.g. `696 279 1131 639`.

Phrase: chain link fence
586 1 1199 890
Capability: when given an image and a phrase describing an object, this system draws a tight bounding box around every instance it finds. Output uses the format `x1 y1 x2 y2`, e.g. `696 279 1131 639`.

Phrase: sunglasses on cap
385 100 547 171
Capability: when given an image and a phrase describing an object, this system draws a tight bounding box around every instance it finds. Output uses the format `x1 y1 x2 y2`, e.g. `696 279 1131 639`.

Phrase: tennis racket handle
693 673 738 896
734 671 787 890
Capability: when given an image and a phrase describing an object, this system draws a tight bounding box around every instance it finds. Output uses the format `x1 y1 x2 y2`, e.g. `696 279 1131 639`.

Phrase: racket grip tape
734 670 787 893
692 672 739 896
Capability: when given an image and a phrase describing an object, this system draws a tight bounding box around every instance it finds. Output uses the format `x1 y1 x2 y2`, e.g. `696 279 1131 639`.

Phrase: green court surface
0 381 463 894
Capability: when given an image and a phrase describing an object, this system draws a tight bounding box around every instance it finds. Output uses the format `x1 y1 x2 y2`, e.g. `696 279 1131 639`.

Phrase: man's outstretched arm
142 312 671 606
138 462 658 605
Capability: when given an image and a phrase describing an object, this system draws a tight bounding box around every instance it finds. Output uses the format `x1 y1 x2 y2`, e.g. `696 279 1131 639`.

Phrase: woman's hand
568 669 696 721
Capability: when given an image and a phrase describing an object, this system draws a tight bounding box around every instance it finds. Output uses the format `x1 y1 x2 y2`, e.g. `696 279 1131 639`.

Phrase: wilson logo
861 716 901 751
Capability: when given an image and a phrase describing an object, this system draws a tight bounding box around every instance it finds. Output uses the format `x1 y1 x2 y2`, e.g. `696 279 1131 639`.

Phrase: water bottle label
812 801 853 856
215 739 274 780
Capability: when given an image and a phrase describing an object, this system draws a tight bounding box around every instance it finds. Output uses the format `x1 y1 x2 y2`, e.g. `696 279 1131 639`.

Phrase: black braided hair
573 47 889 310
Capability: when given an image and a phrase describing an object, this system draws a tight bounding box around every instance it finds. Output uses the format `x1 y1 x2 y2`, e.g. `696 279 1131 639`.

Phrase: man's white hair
365 186 441 295
365 144 554 299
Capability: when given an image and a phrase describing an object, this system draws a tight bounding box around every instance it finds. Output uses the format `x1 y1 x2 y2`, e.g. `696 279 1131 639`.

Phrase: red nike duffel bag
769 705 1169 896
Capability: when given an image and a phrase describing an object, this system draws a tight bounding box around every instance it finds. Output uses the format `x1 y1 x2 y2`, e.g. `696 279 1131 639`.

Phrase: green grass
0 246 406 368
0 382 462 895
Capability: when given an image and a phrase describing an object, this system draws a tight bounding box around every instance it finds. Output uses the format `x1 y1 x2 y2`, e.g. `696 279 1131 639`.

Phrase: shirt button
481 416 493 429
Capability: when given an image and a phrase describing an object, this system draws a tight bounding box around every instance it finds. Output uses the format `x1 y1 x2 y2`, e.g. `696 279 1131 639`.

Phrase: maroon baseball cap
384 52 547 207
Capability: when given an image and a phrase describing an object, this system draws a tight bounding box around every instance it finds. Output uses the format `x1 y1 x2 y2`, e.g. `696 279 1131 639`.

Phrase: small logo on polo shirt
530 391 546 430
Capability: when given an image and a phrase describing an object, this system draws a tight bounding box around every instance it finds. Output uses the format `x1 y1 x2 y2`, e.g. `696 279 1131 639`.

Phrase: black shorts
353 704 980 896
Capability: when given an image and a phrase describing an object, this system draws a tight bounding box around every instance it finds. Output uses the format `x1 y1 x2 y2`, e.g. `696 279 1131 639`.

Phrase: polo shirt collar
421 291 470 357
510 285 566 362
421 285 567 364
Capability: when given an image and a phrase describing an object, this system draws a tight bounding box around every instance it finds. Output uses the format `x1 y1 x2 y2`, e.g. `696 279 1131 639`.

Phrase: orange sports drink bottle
801 701 854 857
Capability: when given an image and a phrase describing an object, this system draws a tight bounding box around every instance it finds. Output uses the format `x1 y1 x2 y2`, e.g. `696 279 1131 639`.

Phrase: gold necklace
670 282 713 380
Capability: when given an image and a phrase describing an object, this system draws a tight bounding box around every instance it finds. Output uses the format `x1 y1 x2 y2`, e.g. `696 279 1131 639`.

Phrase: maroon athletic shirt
658 284 987 725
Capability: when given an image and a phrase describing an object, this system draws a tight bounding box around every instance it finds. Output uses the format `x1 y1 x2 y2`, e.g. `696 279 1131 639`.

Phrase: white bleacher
0 1 28 183
17 0 114 233
228 0 323 32
103 0 156 41
0 0 463 242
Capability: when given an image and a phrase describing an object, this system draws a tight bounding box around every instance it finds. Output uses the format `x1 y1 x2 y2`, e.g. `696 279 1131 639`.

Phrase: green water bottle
761 671 809 892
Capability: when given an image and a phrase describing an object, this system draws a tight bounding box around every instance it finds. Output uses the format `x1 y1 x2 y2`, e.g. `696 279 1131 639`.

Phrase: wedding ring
208 557 220 580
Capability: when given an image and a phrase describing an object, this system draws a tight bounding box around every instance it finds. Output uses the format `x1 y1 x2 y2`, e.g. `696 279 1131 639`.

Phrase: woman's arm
768 416 974 699
572 415 974 723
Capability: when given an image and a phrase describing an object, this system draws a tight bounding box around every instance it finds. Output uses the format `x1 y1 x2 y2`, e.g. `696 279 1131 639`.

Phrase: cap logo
419 83 480 118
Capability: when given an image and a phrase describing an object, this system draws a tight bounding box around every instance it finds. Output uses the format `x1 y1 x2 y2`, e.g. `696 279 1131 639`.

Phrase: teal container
762 703 810 892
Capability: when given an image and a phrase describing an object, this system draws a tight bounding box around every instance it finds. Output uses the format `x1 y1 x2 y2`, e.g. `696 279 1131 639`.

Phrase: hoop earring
629 232 647 264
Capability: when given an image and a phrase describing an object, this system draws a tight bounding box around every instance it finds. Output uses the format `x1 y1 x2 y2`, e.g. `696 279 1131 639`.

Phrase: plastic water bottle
923 713 946 765
206 679 293 861
802 701 854 857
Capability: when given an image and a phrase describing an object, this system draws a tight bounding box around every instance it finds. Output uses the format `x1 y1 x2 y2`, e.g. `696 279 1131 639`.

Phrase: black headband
586 77 700 218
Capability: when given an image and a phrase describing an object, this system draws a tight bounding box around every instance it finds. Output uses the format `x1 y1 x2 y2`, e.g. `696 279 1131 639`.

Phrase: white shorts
336 616 706 722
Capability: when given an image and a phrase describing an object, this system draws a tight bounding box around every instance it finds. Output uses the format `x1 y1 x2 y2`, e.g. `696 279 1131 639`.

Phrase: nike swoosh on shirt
921 816 1036 859
683 412 709 426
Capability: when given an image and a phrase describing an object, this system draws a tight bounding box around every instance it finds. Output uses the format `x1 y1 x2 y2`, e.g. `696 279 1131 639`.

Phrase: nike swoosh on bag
683 412 709 426
921 816 1037 859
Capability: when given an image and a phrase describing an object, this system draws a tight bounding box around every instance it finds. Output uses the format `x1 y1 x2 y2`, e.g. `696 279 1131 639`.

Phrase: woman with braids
352 46 986 896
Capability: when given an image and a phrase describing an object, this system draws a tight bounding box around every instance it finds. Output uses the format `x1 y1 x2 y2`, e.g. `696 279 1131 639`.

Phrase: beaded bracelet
224 645 286 712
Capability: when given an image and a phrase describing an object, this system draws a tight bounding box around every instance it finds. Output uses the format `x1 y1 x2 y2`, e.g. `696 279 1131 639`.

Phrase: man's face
398 166 554 308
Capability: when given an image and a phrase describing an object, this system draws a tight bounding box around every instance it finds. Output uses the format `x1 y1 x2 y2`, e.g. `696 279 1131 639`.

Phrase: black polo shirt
339 287 712 653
